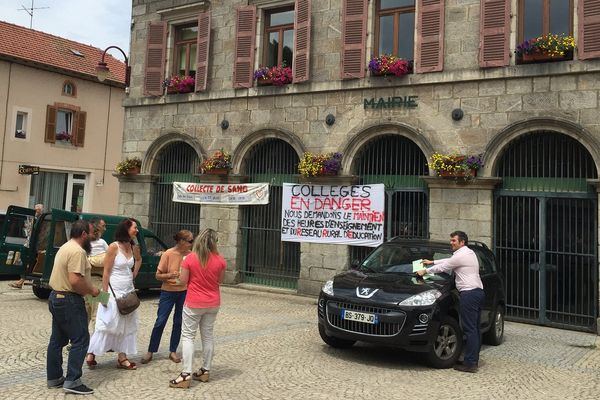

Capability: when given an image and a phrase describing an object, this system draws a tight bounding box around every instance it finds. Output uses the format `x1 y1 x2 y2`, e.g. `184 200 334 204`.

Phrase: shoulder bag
108 283 140 315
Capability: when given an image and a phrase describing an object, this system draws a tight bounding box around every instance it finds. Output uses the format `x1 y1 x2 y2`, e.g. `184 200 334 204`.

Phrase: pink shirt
181 252 226 308
426 246 483 292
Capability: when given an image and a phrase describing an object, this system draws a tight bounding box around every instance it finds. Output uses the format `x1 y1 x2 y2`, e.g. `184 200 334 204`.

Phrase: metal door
241 139 300 288
351 134 429 262
494 132 598 332
149 142 200 246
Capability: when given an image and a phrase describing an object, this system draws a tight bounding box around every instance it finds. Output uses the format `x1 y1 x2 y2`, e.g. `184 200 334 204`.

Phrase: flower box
163 75 195 94
429 153 483 179
439 169 477 178
116 157 142 176
518 49 573 64
125 166 141 175
515 34 575 65
200 149 232 174
298 152 342 178
253 65 293 86
203 168 230 175
368 55 412 77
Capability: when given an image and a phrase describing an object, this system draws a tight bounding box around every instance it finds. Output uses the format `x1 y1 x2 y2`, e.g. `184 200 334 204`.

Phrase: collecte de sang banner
281 183 385 247
172 182 269 205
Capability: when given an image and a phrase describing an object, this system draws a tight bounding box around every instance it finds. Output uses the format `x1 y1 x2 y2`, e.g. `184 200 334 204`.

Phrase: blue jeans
47 291 89 389
148 290 186 353
460 288 485 367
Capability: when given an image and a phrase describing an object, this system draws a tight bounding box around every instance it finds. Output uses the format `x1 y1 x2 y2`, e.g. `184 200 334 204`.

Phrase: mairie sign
363 96 418 109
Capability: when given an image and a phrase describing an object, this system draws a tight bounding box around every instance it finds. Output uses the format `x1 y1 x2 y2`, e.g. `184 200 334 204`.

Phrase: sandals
85 354 97 369
169 373 191 389
169 352 181 363
8 282 23 289
117 358 137 370
192 368 209 382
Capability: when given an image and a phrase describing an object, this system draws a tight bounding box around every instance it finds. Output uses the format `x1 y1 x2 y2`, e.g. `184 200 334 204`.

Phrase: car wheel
32 285 51 300
318 323 356 348
426 317 463 369
483 305 504 346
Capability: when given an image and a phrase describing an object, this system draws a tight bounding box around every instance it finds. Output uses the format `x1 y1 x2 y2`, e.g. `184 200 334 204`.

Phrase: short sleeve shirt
49 239 92 292
181 252 226 308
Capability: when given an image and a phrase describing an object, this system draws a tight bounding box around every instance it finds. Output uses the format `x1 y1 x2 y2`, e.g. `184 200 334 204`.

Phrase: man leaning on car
416 231 484 373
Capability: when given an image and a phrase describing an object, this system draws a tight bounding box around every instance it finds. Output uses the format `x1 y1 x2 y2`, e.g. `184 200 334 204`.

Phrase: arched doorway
494 131 598 332
149 142 201 246
350 134 429 262
240 138 300 288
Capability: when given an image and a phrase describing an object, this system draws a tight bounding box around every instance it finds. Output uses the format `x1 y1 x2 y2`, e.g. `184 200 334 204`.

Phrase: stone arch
232 127 306 174
341 122 434 173
484 117 600 177
143 132 205 174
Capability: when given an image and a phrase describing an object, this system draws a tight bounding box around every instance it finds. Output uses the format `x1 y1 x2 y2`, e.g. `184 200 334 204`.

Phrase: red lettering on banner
185 184 214 193
290 196 310 210
228 185 248 193
313 197 371 211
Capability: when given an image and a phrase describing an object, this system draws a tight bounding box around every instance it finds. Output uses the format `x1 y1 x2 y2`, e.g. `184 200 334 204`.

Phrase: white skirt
88 295 138 355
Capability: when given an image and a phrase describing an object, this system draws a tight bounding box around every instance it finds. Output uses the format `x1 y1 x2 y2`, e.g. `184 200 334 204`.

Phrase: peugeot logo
356 287 379 298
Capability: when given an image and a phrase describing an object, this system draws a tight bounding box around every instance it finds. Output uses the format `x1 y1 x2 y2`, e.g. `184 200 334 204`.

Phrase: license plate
342 309 378 324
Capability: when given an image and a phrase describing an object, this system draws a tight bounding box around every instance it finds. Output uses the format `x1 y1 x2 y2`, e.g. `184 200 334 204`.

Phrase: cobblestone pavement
2 281 600 399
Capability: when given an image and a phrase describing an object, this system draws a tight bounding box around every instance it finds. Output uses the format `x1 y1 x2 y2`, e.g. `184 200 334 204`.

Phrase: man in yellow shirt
46 220 99 395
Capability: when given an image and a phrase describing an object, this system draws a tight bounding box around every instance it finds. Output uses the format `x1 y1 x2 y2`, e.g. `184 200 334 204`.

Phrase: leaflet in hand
412 259 424 272
85 290 110 305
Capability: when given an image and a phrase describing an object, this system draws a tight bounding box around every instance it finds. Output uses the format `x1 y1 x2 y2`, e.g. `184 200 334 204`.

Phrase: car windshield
360 244 453 280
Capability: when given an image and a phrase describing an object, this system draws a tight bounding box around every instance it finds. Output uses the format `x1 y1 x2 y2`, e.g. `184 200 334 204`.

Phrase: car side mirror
350 259 360 270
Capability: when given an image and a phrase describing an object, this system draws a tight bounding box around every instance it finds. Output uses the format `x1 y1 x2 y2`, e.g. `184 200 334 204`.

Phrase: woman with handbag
141 230 193 364
87 218 141 370
169 228 226 389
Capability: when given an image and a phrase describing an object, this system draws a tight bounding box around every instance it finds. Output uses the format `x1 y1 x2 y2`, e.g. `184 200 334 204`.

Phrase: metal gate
351 134 429 262
240 139 300 288
494 132 598 332
149 142 201 247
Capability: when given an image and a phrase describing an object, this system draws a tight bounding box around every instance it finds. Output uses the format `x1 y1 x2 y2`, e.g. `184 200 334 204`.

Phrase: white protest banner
172 182 269 205
281 183 385 247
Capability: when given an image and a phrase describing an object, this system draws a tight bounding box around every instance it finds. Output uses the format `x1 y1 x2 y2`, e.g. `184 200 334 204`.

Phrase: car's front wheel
318 323 356 348
483 305 504 346
426 317 463 368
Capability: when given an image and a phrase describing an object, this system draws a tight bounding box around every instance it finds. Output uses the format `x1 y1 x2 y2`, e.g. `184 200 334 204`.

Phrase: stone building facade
122 0 600 331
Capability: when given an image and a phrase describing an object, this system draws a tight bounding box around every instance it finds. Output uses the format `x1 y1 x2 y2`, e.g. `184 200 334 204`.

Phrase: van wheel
32 285 51 299
426 317 463 369
483 306 504 346
318 323 355 348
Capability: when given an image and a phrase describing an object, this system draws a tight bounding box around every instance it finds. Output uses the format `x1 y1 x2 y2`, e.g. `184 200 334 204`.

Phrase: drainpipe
99 85 112 186
0 62 12 188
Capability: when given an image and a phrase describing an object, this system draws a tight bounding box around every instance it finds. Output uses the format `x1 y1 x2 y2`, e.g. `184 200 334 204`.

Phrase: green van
0 206 168 299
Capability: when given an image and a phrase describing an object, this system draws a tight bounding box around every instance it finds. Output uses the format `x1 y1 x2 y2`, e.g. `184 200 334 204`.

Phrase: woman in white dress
86 218 141 370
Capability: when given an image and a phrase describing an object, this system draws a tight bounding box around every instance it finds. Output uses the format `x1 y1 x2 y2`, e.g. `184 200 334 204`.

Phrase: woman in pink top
169 228 226 389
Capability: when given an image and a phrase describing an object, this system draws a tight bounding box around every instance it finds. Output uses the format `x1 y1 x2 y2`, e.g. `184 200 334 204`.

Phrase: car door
472 247 495 329
39 209 80 283
135 229 167 289
0 206 36 276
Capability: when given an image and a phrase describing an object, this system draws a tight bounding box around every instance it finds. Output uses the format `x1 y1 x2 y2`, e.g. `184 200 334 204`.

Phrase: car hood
331 270 452 305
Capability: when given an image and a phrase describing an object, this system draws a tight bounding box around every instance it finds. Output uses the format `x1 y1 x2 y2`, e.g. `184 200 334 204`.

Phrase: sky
0 0 132 60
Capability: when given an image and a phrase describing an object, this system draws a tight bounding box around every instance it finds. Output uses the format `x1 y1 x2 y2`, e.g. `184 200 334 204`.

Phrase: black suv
317 238 505 368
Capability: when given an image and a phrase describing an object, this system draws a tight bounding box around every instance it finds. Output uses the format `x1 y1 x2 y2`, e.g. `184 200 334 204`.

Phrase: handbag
108 283 140 315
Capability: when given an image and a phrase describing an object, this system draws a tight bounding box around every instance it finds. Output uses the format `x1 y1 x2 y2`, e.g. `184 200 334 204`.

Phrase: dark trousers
459 288 485 367
148 290 187 353
47 291 89 389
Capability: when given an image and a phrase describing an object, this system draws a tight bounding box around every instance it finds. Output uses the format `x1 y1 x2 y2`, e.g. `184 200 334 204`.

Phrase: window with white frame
15 111 28 140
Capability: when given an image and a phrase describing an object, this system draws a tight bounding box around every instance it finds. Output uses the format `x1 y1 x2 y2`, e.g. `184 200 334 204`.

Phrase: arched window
62 81 76 97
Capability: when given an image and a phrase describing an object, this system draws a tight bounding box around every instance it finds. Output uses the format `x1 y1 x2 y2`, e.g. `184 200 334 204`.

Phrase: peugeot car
317 238 505 368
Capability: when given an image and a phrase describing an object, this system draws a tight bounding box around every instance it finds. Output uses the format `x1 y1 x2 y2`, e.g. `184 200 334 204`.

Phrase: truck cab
0 206 168 299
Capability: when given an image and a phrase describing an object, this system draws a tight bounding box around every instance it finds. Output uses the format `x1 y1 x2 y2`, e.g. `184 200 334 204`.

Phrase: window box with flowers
116 157 142 176
55 131 73 144
428 153 483 179
298 152 343 178
515 34 575 64
253 65 293 87
368 55 412 78
200 150 232 175
163 75 195 94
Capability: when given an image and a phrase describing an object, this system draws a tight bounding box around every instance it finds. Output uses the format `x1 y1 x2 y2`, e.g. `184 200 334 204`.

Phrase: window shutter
195 11 211 92
73 111 86 147
415 0 445 73
233 5 256 89
578 0 600 60
341 0 367 79
45 105 56 144
479 0 510 67
293 0 311 83
144 21 167 96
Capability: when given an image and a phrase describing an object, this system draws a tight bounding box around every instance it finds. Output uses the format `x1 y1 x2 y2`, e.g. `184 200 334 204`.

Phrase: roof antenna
18 0 50 29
